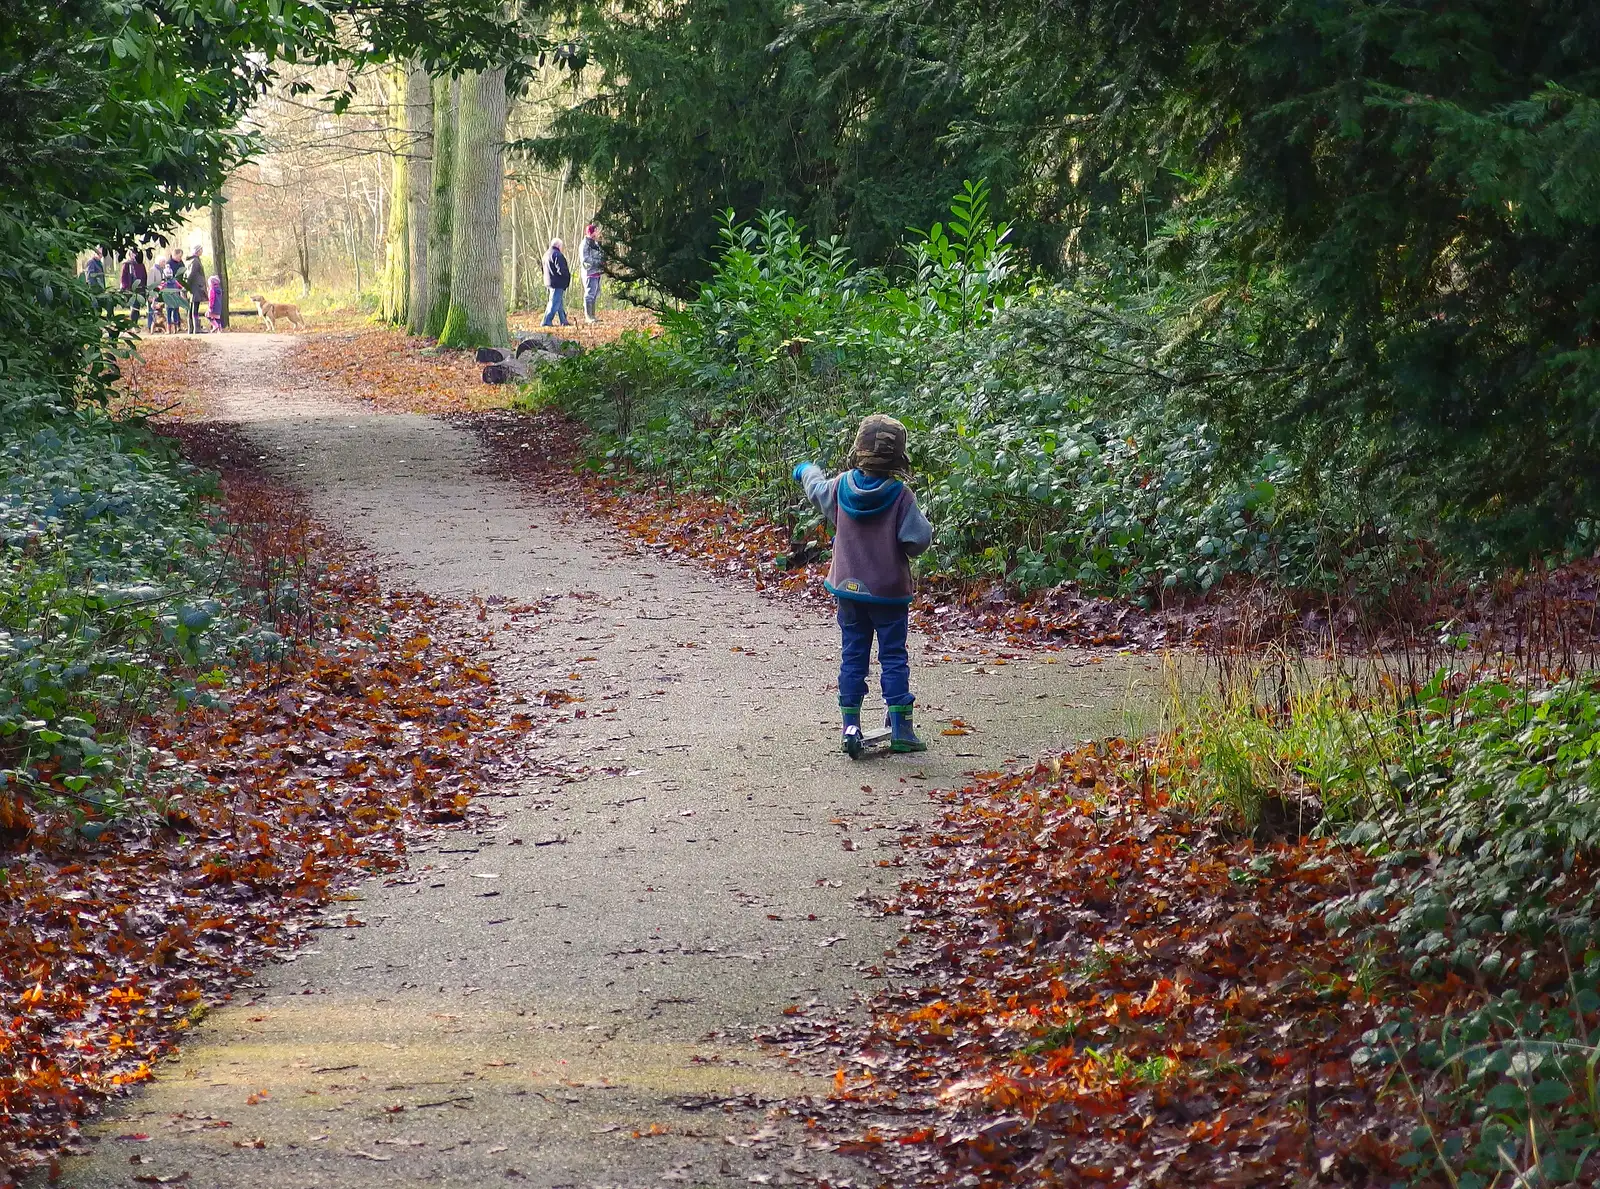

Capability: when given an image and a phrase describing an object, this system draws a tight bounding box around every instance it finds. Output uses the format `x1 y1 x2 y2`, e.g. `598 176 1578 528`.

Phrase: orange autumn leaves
0 425 530 1180
803 742 1411 1188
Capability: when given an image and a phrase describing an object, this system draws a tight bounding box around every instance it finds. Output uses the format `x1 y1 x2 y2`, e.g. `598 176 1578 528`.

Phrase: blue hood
837 470 903 520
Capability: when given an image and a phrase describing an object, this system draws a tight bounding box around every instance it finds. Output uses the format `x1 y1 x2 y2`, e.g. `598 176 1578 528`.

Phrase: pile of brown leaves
771 745 1417 1187
0 424 531 1182
508 304 659 349
285 325 501 414
109 337 212 421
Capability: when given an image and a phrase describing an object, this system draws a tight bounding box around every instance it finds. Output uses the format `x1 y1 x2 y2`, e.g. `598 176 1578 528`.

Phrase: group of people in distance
82 244 223 335
540 223 605 327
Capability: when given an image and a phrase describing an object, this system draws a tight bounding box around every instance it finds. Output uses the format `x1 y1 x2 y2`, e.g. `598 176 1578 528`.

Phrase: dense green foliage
0 413 274 829
1335 678 1600 1187
541 0 1600 564
527 0 989 298
533 187 1411 598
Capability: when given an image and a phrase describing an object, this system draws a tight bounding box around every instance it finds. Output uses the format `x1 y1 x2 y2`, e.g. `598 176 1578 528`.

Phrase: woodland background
6 2 1600 1187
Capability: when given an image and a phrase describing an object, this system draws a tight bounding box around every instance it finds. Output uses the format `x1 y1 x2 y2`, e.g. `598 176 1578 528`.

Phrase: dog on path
251 295 308 333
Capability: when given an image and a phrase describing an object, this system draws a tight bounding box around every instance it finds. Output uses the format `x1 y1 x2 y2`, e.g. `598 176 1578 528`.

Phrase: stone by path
62 334 1159 1188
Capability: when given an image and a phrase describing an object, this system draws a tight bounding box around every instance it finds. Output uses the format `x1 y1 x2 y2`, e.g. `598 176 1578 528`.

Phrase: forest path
68 332 1158 1188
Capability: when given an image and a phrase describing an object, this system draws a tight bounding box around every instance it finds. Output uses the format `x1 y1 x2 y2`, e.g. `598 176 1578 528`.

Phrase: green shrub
0 406 279 828
534 182 1417 598
1323 675 1600 1187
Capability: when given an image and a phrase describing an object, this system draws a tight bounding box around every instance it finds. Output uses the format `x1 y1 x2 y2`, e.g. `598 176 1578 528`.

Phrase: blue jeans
542 287 569 326
836 598 912 709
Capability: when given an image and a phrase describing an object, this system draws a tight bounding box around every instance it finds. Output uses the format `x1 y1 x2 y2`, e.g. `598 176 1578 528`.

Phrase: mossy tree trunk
423 74 458 339
380 65 409 325
438 67 508 348
404 61 433 334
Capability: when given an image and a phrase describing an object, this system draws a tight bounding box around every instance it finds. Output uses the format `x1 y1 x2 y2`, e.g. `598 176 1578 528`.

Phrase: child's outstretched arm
899 495 933 557
792 462 839 527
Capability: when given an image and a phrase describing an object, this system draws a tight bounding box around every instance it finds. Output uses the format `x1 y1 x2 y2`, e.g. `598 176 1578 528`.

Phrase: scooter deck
843 725 893 760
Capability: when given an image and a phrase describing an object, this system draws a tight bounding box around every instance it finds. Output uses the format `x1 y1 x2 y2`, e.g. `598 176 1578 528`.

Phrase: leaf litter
753 742 1434 1187
0 421 535 1182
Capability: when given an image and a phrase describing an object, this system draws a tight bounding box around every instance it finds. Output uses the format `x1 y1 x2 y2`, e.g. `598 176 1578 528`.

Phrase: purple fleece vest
825 484 915 605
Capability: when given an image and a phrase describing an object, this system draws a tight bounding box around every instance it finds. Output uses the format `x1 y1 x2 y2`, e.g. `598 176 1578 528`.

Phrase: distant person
580 224 604 323
166 245 185 292
132 249 154 329
793 414 934 756
83 248 106 293
120 250 148 322
542 237 571 327
183 245 207 334
158 272 185 335
147 249 172 329
206 275 224 333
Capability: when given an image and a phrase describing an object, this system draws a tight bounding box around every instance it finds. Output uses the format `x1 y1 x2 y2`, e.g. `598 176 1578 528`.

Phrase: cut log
515 334 584 358
482 355 531 384
514 333 560 356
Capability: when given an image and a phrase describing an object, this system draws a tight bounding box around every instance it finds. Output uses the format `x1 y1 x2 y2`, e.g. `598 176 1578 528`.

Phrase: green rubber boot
887 705 927 753
840 701 865 758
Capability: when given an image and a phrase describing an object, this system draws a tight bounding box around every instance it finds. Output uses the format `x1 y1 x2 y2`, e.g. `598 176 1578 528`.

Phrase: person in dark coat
542 238 571 327
580 224 605 323
121 250 149 324
83 248 106 292
183 246 208 334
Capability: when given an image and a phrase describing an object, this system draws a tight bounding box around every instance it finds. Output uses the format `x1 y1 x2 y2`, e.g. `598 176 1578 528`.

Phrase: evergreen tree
531 0 986 297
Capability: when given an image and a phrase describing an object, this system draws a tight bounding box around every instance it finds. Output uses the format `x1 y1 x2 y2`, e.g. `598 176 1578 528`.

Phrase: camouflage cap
852 413 910 477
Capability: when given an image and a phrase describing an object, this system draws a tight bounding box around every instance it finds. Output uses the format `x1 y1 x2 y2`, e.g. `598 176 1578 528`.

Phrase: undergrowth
0 401 303 839
523 181 1421 603
1161 659 1600 1186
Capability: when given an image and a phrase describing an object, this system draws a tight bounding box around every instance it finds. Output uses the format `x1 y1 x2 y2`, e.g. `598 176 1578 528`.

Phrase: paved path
65 334 1158 1188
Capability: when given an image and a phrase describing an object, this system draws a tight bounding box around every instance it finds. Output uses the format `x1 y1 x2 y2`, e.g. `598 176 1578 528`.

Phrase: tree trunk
381 66 409 325
294 214 312 294
423 74 458 339
438 67 508 348
509 187 522 312
341 165 363 294
209 194 230 328
404 61 433 334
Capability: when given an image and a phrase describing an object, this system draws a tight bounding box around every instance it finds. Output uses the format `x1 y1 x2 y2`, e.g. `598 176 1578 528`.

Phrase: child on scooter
793 414 933 755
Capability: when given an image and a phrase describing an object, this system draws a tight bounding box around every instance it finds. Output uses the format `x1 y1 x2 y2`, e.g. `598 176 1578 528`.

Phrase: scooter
842 718 894 760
